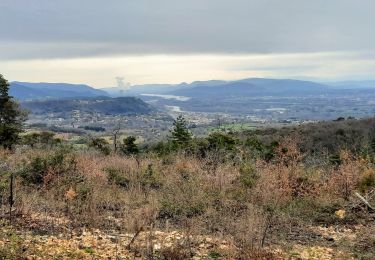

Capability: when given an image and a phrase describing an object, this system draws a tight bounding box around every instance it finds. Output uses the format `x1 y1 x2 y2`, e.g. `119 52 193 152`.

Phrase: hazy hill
17 78 375 100
103 78 375 98
326 80 375 89
102 80 228 96
10 82 108 100
169 78 331 98
103 78 332 98
103 84 174 96
21 96 154 115
125 77 374 118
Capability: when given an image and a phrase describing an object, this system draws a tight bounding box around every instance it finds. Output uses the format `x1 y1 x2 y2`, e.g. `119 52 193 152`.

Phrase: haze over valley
8 77 374 142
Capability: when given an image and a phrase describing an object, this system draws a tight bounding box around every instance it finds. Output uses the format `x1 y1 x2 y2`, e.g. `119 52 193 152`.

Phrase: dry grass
0 139 374 258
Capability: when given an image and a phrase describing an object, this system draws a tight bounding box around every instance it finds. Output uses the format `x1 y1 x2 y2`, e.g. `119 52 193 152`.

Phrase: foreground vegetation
0 115 374 259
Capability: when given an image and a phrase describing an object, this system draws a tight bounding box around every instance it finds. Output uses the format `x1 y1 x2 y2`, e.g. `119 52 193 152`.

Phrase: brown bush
1 140 374 258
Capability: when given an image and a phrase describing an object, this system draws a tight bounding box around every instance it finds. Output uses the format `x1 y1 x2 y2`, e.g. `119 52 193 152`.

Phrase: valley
12 78 374 146
2 2 375 259
1 75 375 259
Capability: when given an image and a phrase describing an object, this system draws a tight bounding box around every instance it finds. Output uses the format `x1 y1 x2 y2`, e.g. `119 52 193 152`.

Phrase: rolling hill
169 78 331 98
21 97 154 115
10 82 108 100
102 80 228 97
104 78 375 99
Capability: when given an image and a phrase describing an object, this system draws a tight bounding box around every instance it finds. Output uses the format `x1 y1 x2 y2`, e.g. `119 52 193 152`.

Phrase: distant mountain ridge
10 78 375 101
10 82 108 100
104 78 375 98
21 96 154 115
103 80 230 96
169 78 331 98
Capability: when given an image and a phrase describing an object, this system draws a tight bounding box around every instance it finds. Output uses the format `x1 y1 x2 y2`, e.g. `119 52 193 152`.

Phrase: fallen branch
355 192 374 211
126 226 144 250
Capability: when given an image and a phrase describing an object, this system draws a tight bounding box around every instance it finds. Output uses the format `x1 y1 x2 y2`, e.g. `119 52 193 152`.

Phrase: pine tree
0 74 28 149
121 136 139 155
170 115 192 147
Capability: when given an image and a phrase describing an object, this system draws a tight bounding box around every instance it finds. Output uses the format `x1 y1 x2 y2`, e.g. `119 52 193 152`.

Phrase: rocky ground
1 212 374 259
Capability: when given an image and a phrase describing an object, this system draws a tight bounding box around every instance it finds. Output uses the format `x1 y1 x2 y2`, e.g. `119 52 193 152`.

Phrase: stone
108 236 119 243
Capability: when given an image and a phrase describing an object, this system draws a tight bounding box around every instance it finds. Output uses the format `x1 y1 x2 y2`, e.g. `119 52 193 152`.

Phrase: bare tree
112 119 124 153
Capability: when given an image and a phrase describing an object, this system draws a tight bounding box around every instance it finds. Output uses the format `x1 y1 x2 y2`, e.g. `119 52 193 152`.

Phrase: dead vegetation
0 131 374 259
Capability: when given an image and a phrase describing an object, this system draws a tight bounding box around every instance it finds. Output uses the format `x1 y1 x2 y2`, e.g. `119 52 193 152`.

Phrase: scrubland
0 118 374 259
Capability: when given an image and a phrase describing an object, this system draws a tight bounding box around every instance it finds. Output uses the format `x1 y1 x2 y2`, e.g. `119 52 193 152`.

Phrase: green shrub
88 137 111 155
104 167 130 188
185 138 209 158
158 173 207 221
20 157 46 184
83 247 95 254
19 148 78 186
245 135 264 153
264 141 279 161
159 198 205 220
150 141 175 156
238 164 258 188
139 164 162 189
280 198 351 225
207 132 237 151
208 251 222 259
22 131 61 148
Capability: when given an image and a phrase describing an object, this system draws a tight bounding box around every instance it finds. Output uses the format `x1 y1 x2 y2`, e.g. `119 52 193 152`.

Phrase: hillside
170 78 331 98
239 117 375 156
104 77 375 100
0 116 374 259
10 82 108 100
21 96 154 115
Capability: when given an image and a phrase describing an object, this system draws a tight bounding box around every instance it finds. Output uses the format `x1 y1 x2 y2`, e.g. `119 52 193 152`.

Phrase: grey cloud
235 64 320 73
1 0 375 59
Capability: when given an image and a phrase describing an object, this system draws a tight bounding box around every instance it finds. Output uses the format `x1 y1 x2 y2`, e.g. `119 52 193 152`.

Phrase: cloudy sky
1 0 375 87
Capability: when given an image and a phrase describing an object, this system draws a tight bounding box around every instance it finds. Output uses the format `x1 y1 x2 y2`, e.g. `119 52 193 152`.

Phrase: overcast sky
1 0 375 87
